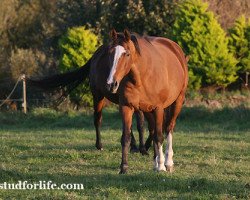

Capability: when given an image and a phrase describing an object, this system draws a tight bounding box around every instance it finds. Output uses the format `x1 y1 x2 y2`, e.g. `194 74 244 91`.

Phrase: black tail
27 59 91 93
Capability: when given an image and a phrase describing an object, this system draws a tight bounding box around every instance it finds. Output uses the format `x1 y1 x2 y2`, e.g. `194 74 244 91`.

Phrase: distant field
0 106 249 199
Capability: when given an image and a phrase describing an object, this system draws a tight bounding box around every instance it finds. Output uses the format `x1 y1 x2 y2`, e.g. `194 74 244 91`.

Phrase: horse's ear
110 29 117 42
124 29 131 42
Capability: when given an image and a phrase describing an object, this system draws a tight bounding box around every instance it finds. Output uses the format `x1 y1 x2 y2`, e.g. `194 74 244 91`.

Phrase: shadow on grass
0 108 121 131
0 106 249 133
177 106 250 133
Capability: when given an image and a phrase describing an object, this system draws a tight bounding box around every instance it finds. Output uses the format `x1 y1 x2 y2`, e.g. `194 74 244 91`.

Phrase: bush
10 48 45 80
173 0 238 90
59 26 99 107
228 15 250 85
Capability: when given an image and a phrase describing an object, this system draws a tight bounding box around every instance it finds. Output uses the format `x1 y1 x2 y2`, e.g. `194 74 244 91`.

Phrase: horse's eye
126 52 130 57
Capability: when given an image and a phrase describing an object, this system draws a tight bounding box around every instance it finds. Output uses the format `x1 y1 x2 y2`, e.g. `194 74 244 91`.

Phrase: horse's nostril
106 81 118 93
106 83 111 90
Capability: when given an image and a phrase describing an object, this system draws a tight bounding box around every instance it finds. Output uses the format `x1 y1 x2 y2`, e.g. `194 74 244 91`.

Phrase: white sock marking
157 143 166 171
165 132 174 167
107 45 126 84
154 156 159 170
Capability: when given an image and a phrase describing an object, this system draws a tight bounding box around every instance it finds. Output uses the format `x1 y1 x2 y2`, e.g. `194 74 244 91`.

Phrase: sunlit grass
0 106 249 199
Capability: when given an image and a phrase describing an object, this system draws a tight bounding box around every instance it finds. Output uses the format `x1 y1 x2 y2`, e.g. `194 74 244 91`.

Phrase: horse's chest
119 82 140 109
119 83 158 112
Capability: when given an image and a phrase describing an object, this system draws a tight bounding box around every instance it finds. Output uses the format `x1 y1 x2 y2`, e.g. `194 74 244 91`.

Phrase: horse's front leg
119 105 134 174
154 107 166 171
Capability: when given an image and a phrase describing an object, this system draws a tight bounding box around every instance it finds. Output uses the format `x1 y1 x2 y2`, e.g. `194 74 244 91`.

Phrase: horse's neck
129 64 142 88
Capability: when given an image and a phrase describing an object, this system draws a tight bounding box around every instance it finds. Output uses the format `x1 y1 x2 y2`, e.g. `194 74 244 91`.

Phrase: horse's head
106 29 137 93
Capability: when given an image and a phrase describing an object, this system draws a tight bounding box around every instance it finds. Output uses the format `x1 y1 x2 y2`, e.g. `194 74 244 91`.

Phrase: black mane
116 32 152 56
131 34 141 55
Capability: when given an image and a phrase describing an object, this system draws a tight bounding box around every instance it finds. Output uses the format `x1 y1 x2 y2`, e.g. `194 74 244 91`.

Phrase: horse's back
147 37 187 69
148 36 188 92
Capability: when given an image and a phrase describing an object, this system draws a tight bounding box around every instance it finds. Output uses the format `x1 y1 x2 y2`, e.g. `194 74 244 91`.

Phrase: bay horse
28 29 188 174
28 45 152 155
106 29 188 174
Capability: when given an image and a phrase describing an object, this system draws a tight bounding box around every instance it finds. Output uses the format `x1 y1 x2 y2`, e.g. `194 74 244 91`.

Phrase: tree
173 0 238 90
0 0 59 85
205 0 250 30
59 26 99 107
10 48 45 80
92 0 178 42
228 15 250 86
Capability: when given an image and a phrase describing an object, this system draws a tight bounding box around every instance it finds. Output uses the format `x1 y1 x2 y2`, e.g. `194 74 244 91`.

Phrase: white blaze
107 45 126 84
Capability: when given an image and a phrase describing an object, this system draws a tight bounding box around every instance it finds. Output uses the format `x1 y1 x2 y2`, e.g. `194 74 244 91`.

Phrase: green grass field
0 106 249 199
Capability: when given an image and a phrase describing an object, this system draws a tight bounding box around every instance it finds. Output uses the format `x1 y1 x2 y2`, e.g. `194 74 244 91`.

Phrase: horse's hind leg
93 95 105 150
130 111 148 155
135 110 148 155
144 112 154 152
129 112 141 153
164 92 185 172
144 112 157 168
130 128 139 153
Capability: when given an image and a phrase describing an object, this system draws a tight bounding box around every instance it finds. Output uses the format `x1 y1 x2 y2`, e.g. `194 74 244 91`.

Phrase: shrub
10 48 45 80
59 26 99 107
228 15 250 86
173 0 238 90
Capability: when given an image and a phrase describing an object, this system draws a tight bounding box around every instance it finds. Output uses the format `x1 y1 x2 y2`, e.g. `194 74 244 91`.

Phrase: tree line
0 0 249 106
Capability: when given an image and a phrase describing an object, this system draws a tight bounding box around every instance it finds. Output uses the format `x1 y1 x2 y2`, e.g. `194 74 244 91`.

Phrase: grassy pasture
0 106 249 199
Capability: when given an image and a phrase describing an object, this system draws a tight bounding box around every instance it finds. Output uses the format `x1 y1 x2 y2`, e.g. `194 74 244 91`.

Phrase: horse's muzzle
106 80 119 93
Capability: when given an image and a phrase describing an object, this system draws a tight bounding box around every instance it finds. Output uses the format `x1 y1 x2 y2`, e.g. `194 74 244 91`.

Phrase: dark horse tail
27 59 91 95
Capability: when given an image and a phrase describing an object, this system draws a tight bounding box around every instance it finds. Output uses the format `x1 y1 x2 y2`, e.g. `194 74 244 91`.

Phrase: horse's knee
154 133 164 144
94 111 102 126
121 132 131 147
167 121 176 133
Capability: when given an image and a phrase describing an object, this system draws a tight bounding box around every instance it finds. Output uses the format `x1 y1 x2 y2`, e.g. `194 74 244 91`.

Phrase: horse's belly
139 71 184 109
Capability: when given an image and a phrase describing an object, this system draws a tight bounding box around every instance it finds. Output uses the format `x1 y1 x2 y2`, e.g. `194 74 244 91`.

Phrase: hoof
95 143 103 150
119 164 128 174
96 146 103 151
166 165 174 173
130 146 139 153
145 141 152 151
140 148 149 156
157 164 166 172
